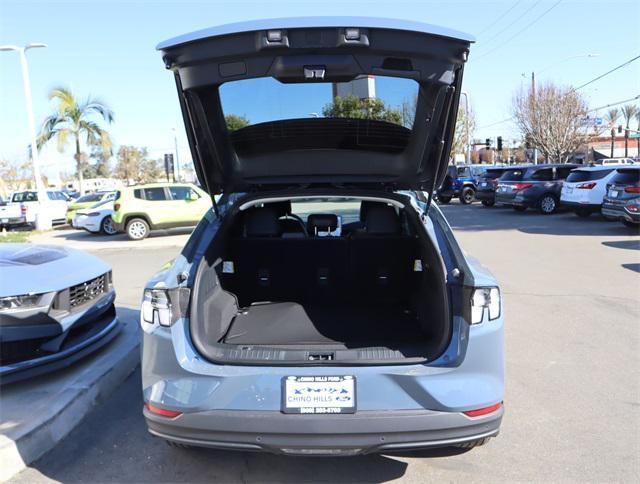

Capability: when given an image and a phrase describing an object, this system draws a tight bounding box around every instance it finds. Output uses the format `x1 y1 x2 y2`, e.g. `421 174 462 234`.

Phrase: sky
1 0 639 180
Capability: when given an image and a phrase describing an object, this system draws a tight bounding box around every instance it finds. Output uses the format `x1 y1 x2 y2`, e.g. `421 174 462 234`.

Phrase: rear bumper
602 204 640 223
0 216 26 226
475 190 495 202
561 200 600 211
145 406 503 455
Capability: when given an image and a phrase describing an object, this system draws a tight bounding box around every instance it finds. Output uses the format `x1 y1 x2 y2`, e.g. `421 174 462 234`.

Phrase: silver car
141 17 504 455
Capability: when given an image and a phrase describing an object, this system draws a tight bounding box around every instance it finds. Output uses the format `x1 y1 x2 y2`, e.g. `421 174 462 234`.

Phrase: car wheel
460 187 475 204
126 218 149 240
539 195 558 214
438 196 452 204
454 437 491 449
101 216 118 235
513 206 527 212
575 208 591 218
481 200 495 207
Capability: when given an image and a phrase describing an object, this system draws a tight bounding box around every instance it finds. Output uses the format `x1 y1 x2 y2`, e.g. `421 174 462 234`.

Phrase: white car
72 200 117 235
596 158 636 166
560 165 627 217
10 190 70 226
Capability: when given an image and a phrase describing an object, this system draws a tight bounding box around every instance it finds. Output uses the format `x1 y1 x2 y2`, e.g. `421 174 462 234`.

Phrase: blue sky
1 0 639 179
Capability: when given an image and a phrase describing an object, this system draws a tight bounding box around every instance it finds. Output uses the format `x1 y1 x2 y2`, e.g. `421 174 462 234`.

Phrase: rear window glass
482 169 505 180
75 193 103 203
500 169 525 181
133 189 143 200
12 192 37 202
143 187 167 201
611 169 640 184
525 168 553 181
456 167 471 178
169 186 197 200
566 169 613 183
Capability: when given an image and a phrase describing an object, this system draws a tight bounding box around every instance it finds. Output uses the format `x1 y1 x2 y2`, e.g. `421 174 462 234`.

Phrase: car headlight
471 287 501 324
0 293 44 311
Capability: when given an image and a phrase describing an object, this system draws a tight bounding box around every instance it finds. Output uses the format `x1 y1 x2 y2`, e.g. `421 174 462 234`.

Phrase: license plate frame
281 375 356 414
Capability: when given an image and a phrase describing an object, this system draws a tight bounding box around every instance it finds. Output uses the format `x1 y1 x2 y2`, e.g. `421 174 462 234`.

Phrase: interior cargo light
576 183 596 189
144 403 182 418
471 287 500 324
267 30 282 42
141 289 172 327
344 27 361 40
463 402 503 417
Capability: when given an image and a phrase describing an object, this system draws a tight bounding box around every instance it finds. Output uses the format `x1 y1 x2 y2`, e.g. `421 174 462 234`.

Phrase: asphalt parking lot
10 203 640 483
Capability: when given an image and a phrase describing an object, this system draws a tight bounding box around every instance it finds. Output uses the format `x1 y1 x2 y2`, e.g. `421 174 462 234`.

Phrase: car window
555 167 575 179
133 189 143 199
12 192 38 202
290 198 362 227
76 193 103 203
612 169 640 184
169 186 196 200
457 167 471 178
483 169 505 180
447 166 457 177
526 168 553 181
500 169 525 182
566 169 613 183
143 187 168 201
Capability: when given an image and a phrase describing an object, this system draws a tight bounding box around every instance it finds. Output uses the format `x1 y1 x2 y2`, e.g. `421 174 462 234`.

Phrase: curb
0 317 140 482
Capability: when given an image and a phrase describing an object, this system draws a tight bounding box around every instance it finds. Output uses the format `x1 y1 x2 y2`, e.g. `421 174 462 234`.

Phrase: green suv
112 183 210 240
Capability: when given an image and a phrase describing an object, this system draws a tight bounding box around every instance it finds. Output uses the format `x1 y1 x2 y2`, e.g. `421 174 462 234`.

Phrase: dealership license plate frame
281 375 357 414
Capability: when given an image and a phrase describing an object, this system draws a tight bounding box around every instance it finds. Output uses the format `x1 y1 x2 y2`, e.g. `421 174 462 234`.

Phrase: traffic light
485 138 491 149
618 125 623 133
497 136 503 151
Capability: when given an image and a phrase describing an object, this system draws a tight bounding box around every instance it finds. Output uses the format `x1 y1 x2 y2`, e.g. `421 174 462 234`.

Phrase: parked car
437 165 477 204
595 158 636 166
601 167 640 228
0 244 119 384
66 191 115 224
10 190 70 226
560 166 625 217
495 164 578 214
475 166 526 207
111 183 210 240
140 18 504 456
0 198 26 230
72 199 117 235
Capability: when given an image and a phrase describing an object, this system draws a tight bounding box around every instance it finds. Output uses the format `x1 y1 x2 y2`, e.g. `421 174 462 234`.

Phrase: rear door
165 185 210 226
140 187 171 226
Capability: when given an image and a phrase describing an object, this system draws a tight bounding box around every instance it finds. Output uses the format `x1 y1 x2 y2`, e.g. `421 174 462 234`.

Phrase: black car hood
158 17 474 194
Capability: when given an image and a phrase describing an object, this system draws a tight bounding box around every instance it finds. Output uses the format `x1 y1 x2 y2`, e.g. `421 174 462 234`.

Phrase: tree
37 87 114 194
452 103 476 160
225 114 250 131
605 108 620 158
512 82 589 162
115 146 163 184
621 104 638 158
322 95 402 124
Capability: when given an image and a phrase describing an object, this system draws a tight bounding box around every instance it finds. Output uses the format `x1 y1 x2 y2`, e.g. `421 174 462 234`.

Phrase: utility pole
461 91 471 164
172 128 181 182
531 72 538 165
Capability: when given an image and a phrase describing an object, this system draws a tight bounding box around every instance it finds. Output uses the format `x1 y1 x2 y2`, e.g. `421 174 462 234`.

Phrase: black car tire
454 437 491 449
513 206 527 212
438 196 452 204
575 208 591 218
460 187 475 204
126 217 150 240
101 216 118 235
481 200 495 207
539 194 558 215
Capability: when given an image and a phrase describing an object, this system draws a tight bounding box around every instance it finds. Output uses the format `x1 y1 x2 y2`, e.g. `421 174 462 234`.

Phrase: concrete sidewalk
0 307 140 482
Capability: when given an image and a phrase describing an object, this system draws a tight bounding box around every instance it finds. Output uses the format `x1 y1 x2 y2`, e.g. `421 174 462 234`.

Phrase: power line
587 95 640 113
476 0 526 36
477 117 513 130
572 55 640 91
477 0 542 47
472 0 564 62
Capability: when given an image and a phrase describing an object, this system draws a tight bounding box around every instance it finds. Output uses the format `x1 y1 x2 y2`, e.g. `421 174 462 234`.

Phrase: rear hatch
157 17 473 196
604 168 640 205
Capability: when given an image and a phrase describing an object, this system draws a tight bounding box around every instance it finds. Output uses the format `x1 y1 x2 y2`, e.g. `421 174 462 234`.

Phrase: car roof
124 182 196 189
573 165 620 171
526 163 578 169
157 16 475 50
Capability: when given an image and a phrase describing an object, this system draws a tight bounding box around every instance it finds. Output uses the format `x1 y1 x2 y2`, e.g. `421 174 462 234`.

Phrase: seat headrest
244 207 281 237
360 200 377 221
307 213 338 234
364 204 401 235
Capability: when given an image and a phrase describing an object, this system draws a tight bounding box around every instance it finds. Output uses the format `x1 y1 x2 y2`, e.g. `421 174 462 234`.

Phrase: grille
69 274 107 309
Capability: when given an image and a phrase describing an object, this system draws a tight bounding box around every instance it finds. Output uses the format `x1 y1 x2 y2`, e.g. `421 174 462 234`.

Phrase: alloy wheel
102 216 117 235
540 196 556 214
128 221 147 239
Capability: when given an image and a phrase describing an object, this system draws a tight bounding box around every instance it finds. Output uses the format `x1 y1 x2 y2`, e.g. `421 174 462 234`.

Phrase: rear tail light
464 402 503 417
20 204 27 215
471 287 501 324
625 205 639 213
144 403 182 418
624 186 640 193
512 183 533 191
576 183 596 189
113 203 121 211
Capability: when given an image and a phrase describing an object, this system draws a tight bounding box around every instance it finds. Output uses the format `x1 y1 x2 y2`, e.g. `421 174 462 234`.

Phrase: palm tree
605 108 620 158
37 87 114 194
621 104 639 158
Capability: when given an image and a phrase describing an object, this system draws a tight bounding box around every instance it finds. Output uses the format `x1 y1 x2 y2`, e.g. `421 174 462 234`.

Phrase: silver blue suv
140 17 504 455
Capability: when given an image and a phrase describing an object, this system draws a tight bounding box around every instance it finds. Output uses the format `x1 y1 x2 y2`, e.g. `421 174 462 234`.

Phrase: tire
459 187 475 204
438 196 452 204
539 194 558 214
513 206 527 212
481 200 495 207
454 437 491 449
165 440 192 449
101 216 117 235
126 217 149 240
575 208 591 218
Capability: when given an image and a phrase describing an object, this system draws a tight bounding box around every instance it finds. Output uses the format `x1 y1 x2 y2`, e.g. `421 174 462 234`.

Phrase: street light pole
172 128 180 182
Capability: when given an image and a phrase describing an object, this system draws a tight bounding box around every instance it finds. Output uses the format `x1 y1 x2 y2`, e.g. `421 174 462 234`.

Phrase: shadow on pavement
621 263 640 273
602 240 640 251
19 368 470 483
441 204 636 237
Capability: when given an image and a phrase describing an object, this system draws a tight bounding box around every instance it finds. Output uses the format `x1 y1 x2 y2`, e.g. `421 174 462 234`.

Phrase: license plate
282 375 356 414
1 218 7 223
565 187 573 194
610 190 619 198
480 182 488 187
